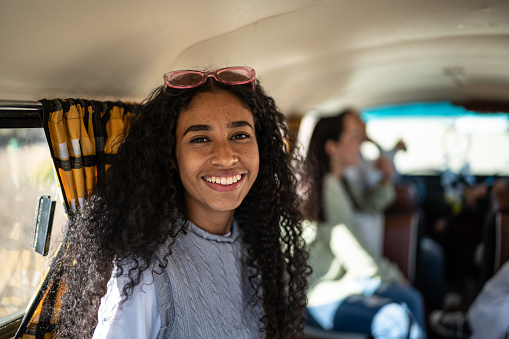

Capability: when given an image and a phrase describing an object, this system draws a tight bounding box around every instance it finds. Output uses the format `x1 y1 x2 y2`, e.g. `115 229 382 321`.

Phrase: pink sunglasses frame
163 66 256 91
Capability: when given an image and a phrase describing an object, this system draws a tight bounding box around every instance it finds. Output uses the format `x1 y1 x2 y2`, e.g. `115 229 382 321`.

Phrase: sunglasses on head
163 66 256 91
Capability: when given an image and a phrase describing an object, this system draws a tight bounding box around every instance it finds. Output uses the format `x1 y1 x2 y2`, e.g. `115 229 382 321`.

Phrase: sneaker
442 292 463 312
429 310 471 338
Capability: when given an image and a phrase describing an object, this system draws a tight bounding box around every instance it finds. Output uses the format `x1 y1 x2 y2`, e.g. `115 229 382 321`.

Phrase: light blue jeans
306 282 426 339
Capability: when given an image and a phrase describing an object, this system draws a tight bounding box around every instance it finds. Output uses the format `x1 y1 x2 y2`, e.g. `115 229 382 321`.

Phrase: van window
0 128 65 324
361 102 509 176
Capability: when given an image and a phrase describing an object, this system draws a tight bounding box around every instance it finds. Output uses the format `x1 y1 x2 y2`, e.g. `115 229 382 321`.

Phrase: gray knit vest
152 220 264 338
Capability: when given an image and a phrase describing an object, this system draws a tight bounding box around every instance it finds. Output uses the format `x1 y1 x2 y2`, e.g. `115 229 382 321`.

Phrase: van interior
1 1 508 338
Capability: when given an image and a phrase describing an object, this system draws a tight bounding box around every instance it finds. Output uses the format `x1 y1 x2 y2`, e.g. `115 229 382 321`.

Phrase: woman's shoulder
93 262 160 339
110 258 157 294
323 172 339 186
323 173 346 197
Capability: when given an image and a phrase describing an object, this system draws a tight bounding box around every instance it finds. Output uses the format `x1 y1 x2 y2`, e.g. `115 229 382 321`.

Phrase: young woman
302 110 426 338
51 66 309 338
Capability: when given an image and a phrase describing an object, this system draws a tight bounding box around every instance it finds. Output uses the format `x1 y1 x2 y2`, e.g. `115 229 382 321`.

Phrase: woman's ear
324 139 338 157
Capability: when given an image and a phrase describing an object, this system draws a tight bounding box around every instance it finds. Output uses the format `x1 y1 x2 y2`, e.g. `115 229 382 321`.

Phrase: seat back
383 181 420 283
494 186 509 271
495 212 509 271
480 183 509 284
383 213 419 282
491 184 509 212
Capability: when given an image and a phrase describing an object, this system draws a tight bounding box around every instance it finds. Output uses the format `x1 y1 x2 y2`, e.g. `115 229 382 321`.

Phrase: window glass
361 102 509 176
0 128 65 324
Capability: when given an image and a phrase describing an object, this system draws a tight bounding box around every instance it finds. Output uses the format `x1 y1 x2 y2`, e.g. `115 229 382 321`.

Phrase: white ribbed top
93 220 263 339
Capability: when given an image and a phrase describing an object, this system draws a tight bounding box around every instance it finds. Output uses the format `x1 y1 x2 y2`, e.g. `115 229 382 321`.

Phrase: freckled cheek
250 146 259 163
177 151 203 180
253 152 260 174
240 144 258 159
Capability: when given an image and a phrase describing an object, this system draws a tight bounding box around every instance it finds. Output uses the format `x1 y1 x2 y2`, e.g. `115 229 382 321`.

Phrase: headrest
386 181 418 212
493 185 509 212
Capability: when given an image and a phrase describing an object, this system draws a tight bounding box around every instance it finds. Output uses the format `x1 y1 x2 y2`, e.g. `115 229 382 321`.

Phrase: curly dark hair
51 78 310 338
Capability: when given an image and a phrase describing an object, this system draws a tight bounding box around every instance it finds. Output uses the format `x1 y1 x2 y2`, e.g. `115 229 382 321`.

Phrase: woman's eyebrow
228 121 254 130
183 124 211 136
182 121 253 137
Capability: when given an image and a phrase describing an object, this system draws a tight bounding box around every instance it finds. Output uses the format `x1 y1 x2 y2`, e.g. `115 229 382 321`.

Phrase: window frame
0 101 45 338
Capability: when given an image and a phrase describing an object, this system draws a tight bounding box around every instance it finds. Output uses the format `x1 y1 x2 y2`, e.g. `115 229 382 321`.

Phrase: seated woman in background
301 109 426 338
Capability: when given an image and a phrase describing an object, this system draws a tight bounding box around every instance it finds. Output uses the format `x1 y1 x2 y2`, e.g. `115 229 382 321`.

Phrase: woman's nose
211 140 238 166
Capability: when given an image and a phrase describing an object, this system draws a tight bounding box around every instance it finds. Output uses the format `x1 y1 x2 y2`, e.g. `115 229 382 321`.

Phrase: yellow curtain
14 98 139 338
42 99 138 214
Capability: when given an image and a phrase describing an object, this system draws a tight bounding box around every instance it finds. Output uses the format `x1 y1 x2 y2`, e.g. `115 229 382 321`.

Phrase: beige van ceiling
0 0 508 115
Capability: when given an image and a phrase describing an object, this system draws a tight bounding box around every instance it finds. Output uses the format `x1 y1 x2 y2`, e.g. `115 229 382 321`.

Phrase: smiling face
326 112 365 170
175 90 259 234
337 113 365 166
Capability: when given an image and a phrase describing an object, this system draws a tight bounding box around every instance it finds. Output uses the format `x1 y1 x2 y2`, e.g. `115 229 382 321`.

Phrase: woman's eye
232 133 250 140
190 137 208 143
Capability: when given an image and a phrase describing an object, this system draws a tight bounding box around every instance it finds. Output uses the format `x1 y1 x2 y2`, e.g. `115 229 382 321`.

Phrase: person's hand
393 139 407 152
375 155 394 183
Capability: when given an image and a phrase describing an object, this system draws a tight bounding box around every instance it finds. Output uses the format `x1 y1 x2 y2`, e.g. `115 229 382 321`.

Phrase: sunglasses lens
217 68 253 83
169 72 204 86
164 67 255 90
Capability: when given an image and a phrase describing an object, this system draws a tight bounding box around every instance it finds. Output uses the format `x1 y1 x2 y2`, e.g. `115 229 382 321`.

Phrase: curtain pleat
41 99 138 214
104 104 126 172
14 98 139 339
77 100 96 197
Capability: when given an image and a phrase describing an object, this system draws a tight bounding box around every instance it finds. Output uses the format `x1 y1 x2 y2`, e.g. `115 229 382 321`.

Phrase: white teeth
204 174 242 185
